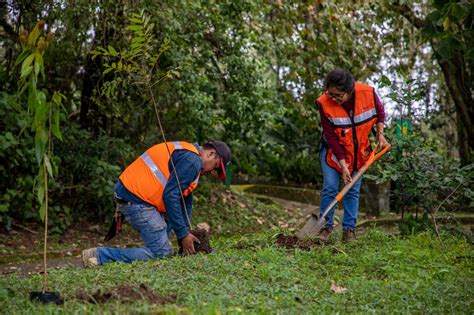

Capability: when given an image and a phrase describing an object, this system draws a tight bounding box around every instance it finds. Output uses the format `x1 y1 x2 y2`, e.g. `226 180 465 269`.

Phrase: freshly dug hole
178 228 212 254
275 234 320 250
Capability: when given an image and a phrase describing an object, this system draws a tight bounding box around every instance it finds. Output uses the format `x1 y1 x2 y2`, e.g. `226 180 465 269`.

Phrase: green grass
0 229 472 314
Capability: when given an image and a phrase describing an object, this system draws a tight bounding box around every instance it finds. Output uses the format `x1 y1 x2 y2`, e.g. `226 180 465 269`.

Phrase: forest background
0 0 473 232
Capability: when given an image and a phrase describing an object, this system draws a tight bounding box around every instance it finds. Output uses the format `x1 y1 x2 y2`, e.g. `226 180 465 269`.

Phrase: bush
368 129 473 213
0 92 37 227
53 123 136 222
0 91 136 231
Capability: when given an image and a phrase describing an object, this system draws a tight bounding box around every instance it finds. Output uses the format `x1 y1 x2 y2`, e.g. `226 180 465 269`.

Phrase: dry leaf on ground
330 281 347 293
196 222 210 233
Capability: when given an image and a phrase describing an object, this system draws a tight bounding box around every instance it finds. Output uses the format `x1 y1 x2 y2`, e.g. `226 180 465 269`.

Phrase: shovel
297 144 391 239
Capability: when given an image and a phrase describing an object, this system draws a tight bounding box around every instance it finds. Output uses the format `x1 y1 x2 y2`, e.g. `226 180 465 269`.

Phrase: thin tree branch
11 223 38 235
427 182 463 244
434 182 463 214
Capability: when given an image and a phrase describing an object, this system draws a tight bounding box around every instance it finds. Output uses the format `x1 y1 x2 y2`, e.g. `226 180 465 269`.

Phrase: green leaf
14 49 30 66
52 108 62 141
44 155 53 177
34 60 40 77
39 203 46 222
127 25 142 31
36 90 47 105
132 37 145 43
130 42 143 50
34 52 45 81
20 65 33 79
20 54 35 77
34 129 47 163
52 92 61 105
103 67 114 75
37 182 45 206
450 3 467 21
0 204 8 213
108 45 118 56
90 50 100 60
27 24 41 47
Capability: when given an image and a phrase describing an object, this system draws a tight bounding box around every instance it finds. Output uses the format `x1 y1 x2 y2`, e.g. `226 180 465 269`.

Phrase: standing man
317 69 389 242
82 140 231 266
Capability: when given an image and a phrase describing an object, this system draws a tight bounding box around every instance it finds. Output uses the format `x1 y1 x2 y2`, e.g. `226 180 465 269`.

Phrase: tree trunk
391 2 474 164
456 110 470 165
438 53 474 146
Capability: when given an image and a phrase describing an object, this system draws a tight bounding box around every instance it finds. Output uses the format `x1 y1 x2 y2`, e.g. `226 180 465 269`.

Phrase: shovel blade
297 214 327 239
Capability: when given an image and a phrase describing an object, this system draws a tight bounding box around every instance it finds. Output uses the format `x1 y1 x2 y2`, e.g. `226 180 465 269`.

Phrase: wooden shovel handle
335 144 391 202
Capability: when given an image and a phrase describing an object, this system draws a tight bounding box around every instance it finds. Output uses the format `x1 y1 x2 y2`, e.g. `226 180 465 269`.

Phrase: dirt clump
76 283 176 305
178 228 212 254
275 234 320 250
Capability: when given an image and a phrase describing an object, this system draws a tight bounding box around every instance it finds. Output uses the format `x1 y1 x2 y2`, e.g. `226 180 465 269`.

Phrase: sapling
16 20 65 303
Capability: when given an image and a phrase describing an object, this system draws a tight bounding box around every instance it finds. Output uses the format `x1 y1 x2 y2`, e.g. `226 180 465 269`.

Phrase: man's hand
341 166 352 185
376 123 389 149
181 233 200 255
339 160 352 185
377 133 389 148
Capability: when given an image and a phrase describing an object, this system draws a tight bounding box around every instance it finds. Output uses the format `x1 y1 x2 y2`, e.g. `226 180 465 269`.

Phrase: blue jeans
97 203 172 265
320 148 363 230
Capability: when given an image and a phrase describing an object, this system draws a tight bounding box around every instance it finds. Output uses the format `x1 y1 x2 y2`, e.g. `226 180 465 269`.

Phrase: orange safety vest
318 83 377 173
119 141 201 213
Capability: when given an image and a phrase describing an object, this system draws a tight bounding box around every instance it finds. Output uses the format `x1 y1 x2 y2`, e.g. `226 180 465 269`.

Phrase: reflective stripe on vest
353 108 377 124
141 152 167 186
173 141 182 150
328 108 377 126
328 116 352 126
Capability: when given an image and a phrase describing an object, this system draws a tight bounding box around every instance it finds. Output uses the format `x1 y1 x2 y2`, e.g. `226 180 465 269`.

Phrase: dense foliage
0 1 472 228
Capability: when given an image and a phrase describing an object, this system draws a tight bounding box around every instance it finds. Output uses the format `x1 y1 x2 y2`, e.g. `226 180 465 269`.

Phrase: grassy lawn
0 184 473 313
0 229 472 314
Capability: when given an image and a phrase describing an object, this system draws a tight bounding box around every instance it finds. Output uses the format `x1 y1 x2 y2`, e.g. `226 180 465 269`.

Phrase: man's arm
162 151 200 240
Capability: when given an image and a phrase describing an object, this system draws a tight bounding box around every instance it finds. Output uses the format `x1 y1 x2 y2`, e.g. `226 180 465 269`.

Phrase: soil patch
178 228 212 254
76 283 176 305
275 234 320 250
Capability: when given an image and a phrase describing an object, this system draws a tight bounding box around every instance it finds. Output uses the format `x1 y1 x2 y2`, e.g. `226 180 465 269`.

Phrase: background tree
390 0 473 164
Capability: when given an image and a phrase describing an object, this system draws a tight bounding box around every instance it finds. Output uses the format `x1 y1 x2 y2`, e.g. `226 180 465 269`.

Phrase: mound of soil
178 228 212 254
275 234 320 251
76 283 176 305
